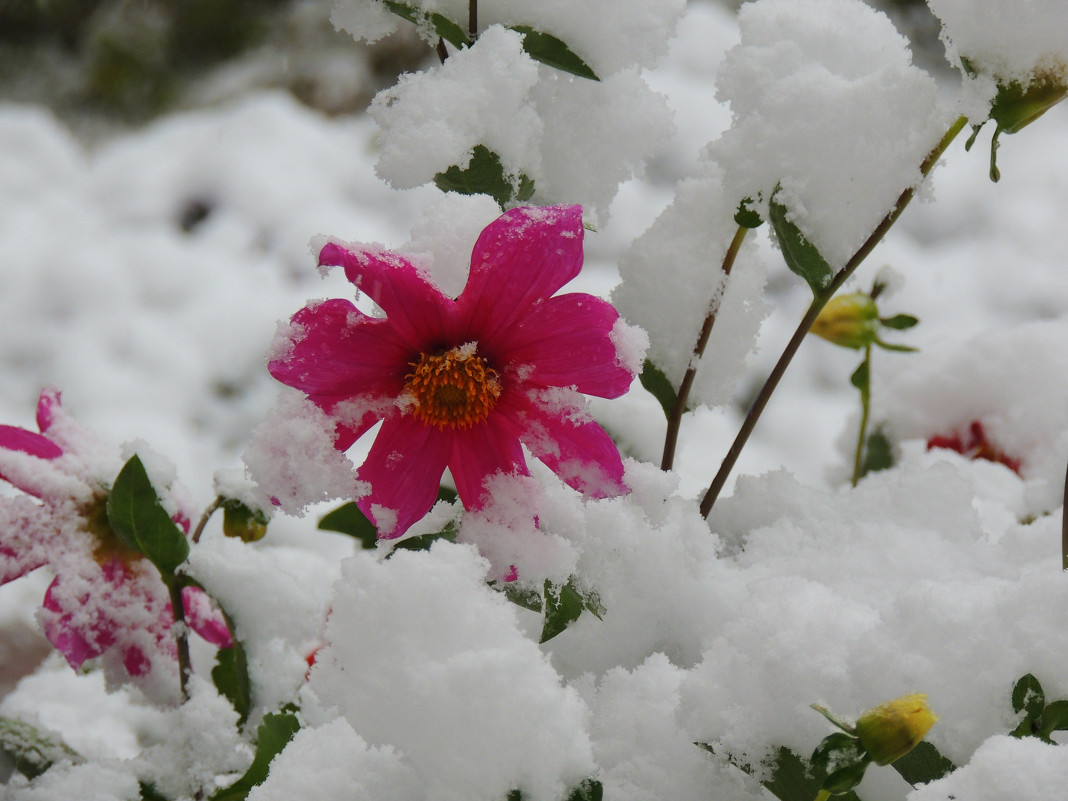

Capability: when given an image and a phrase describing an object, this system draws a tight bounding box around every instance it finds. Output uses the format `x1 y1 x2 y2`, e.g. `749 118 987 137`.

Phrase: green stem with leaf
851 344 873 487
699 115 968 517
662 225 749 471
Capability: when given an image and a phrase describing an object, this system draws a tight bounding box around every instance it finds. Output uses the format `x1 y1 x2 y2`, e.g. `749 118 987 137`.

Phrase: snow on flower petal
268 205 639 540
0 390 230 697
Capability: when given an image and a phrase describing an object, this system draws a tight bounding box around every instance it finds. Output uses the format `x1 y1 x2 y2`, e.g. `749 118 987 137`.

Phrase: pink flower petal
449 416 530 510
319 242 459 351
0 497 58 584
355 415 452 538
459 206 585 343
500 293 635 399
35 388 61 433
504 391 626 498
182 585 233 648
269 298 411 404
41 576 114 669
0 425 63 462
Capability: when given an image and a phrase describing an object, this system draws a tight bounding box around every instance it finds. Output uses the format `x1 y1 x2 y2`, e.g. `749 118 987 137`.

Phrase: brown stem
469 0 477 41
699 115 969 517
662 225 749 471
436 37 448 64
1061 456 1067 570
169 579 192 700
192 495 222 544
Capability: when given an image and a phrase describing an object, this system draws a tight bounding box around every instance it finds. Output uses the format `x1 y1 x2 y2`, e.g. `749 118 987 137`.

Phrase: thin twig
699 115 969 517
662 225 749 471
192 495 223 544
469 0 477 41
168 580 192 700
436 38 448 64
851 343 873 487
1061 456 1067 570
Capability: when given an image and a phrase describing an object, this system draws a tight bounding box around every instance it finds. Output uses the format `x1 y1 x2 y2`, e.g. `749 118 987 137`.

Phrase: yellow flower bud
855 694 938 766
811 293 879 350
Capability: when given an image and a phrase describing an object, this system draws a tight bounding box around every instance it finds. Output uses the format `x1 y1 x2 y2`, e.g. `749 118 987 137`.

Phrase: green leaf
762 747 862 801
879 314 919 330
823 760 870 794
811 732 862 770
1012 674 1045 719
508 26 599 80
859 429 893 478
318 502 377 550
566 778 603 801
501 582 544 613
769 193 833 297
1038 700 1068 740
0 716 82 780
382 0 467 48
388 520 459 555
140 783 169 801
436 485 458 504
639 359 678 420
107 454 189 577
891 740 956 787
210 709 301 801
541 579 588 643
434 145 534 209
850 360 869 393
212 639 251 727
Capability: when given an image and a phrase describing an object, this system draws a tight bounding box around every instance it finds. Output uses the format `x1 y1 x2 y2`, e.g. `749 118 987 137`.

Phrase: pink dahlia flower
0 389 230 694
269 205 642 537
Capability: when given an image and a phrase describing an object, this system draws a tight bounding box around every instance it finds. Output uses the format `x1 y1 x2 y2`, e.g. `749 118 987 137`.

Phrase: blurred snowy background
1 0 1064 500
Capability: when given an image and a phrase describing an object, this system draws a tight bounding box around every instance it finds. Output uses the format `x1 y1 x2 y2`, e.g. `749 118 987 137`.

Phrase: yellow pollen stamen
404 346 501 430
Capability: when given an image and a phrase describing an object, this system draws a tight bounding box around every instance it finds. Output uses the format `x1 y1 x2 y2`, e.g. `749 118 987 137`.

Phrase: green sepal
874 338 919 353
769 191 833 297
541 578 603 643
811 732 871 793
383 0 467 48
434 145 535 209
221 498 268 543
107 454 189 577
0 716 82 780
891 740 957 787
724 746 864 801
209 708 301 801
823 760 871 795
318 502 377 550
810 704 857 735
639 359 678 420
734 198 764 229
508 26 599 80
879 314 919 330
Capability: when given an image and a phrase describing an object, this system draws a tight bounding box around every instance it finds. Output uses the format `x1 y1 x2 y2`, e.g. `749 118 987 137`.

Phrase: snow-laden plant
1 0 1067 799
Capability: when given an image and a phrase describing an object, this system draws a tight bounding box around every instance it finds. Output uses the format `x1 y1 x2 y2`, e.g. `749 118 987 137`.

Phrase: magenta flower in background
0 389 230 692
269 205 642 538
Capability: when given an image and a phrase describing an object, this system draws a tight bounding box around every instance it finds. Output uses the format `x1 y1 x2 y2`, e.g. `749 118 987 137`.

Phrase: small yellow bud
811 293 879 350
855 694 937 766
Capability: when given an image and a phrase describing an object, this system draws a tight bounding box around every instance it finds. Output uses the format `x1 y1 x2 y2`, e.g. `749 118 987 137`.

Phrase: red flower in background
926 420 1022 475
269 205 642 538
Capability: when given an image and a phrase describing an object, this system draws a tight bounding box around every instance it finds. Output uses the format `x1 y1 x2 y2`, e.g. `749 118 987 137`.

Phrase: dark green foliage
639 359 679 420
769 194 833 297
509 26 599 80
210 709 301 801
434 145 536 208
107 454 189 578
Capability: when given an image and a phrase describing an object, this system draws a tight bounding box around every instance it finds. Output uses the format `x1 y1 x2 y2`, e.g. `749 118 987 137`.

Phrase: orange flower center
404 345 501 430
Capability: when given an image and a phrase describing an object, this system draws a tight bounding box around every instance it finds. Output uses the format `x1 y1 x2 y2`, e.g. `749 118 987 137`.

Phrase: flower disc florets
405 345 501 430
